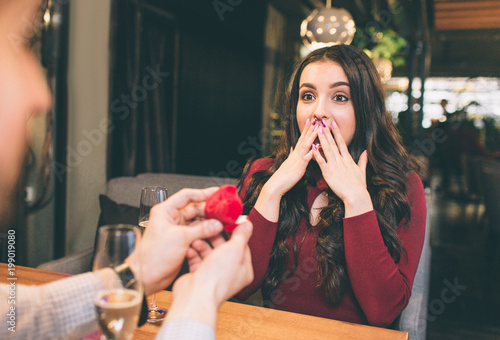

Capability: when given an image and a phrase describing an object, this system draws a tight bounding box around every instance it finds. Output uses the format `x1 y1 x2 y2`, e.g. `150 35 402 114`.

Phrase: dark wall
429 29 500 77
109 0 266 178
172 0 266 177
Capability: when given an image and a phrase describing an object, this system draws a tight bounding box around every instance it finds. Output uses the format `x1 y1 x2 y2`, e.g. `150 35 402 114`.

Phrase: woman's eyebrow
299 81 350 90
329 81 350 88
299 83 316 90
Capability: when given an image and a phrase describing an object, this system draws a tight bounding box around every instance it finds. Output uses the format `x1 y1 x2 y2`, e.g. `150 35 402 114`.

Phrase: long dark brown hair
238 44 419 304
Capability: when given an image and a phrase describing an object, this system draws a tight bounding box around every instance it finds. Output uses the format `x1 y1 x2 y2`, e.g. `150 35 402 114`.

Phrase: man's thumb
230 219 253 244
188 219 223 241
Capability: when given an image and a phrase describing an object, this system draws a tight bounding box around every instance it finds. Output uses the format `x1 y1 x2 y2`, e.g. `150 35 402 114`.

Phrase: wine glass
138 186 168 323
93 224 143 340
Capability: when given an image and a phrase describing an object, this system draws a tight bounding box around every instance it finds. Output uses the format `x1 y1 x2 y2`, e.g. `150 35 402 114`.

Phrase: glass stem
149 293 158 310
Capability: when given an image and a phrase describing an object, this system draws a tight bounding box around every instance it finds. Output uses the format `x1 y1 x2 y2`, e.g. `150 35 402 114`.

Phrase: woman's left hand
312 120 374 217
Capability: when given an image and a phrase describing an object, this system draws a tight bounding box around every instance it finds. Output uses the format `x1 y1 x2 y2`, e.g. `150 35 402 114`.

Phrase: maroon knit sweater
236 158 426 327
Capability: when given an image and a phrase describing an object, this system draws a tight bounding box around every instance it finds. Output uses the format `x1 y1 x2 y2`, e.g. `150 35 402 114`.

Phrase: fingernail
305 118 310 127
319 126 324 134
312 143 318 151
313 124 319 132
331 120 338 129
210 220 222 232
312 118 317 125
321 119 326 127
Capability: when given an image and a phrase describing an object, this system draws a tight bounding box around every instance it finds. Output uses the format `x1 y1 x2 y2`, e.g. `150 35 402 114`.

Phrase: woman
236 44 426 327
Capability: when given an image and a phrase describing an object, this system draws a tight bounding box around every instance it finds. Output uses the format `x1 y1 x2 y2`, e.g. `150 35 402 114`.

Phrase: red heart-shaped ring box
204 185 244 232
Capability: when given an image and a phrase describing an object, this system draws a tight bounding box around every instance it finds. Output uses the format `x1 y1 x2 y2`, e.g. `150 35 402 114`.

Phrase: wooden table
1 263 408 340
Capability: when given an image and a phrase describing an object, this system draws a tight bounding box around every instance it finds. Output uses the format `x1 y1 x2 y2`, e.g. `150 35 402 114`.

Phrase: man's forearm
167 274 218 327
0 271 116 340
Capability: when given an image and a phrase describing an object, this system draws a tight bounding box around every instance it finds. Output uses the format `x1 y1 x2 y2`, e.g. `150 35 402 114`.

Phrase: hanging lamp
300 0 356 50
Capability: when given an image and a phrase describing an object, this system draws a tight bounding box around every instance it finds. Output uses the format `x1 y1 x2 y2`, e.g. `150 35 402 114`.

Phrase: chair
479 159 500 233
461 155 489 226
478 159 500 272
461 154 482 200
37 173 237 274
394 192 432 340
105 173 237 207
37 247 94 274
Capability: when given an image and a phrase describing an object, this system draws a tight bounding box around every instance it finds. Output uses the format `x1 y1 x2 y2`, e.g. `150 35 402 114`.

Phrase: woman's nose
312 99 329 120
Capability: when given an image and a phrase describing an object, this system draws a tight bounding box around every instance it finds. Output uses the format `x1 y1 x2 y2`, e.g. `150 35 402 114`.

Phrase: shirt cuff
249 207 278 228
343 209 376 226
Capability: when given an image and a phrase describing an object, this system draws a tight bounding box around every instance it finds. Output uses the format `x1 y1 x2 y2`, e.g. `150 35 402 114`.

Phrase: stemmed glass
93 224 143 340
138 186 168 323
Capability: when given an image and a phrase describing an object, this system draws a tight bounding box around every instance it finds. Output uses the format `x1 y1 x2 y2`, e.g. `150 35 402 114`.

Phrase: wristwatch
113 263 148 326
113 263 136 289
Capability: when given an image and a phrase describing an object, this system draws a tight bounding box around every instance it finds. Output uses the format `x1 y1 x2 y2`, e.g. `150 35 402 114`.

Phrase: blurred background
2 0 499 338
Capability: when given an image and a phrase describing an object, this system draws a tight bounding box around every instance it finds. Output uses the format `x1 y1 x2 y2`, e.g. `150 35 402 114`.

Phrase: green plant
352 27 407 67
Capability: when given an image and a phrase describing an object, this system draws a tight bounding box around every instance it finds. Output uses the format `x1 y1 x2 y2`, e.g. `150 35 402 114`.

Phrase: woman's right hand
267 118 318 195
254 118 318 221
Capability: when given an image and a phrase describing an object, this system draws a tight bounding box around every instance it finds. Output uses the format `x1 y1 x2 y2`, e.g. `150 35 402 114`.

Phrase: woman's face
296 61 356 147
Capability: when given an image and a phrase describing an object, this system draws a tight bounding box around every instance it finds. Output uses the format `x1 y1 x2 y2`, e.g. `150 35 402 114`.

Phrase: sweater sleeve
235 158 278 300
236 208 278 300
343 172 426 327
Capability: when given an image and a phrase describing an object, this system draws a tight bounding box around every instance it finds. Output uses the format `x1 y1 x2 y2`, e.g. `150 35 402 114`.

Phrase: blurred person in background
437 103 500 197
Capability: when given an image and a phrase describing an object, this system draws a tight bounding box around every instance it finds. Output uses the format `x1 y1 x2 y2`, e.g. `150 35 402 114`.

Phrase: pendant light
301 0 356 50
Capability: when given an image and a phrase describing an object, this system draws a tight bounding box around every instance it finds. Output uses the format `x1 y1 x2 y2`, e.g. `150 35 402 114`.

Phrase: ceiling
433 0 500 30
430 0 500 77
272 0 500 77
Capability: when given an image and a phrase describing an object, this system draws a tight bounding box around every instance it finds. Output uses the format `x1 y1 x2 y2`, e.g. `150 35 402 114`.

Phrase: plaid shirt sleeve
0 272 103 340
156 319 215 340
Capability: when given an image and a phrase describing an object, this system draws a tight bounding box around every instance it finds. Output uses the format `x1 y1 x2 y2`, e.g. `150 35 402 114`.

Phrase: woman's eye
302 93 315 101
333 94 349 102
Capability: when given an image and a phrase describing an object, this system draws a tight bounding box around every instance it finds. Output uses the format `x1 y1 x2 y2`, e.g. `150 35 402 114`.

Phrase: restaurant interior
1 0 499 339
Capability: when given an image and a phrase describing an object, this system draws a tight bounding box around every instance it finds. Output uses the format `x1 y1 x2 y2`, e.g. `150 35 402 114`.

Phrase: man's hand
128 187 224 296
167 220 254 328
